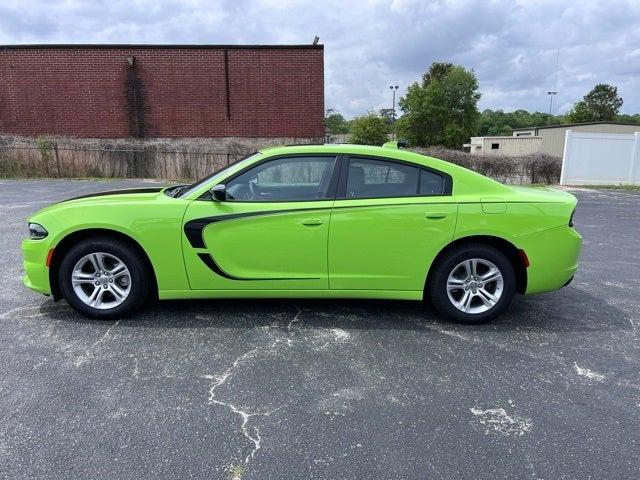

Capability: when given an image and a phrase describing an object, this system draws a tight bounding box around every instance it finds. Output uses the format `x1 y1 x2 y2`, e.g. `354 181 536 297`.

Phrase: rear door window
344 157 444 198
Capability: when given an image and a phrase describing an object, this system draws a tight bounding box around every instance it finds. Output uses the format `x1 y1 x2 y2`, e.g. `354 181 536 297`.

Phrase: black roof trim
0 43 323 50
512 121 640 131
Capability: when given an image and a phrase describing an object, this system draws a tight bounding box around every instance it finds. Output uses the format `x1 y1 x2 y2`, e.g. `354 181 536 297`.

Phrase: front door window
226 156 337 202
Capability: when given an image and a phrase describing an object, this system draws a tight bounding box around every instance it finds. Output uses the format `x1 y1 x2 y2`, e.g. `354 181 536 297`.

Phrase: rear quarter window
419 169 445 195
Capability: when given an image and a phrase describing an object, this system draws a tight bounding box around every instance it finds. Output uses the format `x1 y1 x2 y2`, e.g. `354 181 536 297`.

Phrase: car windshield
174 152 262 198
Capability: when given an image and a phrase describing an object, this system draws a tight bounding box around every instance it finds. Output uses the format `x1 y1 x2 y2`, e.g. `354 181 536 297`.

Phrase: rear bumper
517 226 582 295
22 239 52 295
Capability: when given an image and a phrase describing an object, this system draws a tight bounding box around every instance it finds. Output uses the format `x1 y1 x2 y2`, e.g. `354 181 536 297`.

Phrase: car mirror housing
210 184 227 201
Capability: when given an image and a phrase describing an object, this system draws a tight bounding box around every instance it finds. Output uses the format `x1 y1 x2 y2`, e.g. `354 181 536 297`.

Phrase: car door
183 155 339 290
328 155 457 291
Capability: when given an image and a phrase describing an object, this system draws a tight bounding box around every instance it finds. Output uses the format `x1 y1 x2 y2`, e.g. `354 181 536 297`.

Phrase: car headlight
28 223 48 240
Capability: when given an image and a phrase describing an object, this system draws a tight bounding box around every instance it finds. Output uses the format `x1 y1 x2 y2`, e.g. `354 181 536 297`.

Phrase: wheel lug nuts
109 278 113 283
472 289 477 293
95 281 99 285
464 286 469 290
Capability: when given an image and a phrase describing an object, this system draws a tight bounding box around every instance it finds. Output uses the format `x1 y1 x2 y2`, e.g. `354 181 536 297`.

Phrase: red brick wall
0 45 324 138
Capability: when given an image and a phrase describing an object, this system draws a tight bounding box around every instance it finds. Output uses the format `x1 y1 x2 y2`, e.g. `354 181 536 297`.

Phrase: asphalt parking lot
1 179 639 479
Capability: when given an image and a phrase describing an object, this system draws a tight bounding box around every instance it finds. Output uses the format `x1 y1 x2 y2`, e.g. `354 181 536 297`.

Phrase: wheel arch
425 235 528 296
49 228 158 302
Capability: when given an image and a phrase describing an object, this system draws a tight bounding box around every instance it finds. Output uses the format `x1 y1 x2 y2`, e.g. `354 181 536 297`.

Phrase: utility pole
547 49 560 122
389 85 399 139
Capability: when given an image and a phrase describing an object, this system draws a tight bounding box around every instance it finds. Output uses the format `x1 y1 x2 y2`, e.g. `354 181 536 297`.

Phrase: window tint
419 169 444 195
226 156 336 201
345 158 445 198
346 158 419 198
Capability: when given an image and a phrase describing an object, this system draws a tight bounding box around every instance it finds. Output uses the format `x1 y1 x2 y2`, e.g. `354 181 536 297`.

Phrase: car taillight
569 209 575 227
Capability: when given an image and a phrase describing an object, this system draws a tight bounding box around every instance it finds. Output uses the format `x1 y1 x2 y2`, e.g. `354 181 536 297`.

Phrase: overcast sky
1 0 639 118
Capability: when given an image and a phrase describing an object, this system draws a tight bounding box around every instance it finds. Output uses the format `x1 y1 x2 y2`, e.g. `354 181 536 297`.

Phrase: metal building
511 122 640 157
465 136 542 156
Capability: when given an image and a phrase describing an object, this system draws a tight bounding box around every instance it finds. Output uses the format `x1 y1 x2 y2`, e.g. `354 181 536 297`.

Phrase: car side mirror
210 184 227 201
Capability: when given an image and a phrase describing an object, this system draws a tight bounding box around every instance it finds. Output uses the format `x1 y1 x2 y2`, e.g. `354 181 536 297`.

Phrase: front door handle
425 212 447 219
302 218 324 226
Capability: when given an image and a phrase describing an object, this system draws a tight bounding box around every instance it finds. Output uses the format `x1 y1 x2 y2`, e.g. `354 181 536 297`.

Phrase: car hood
58 187 165 203
34 187 168 215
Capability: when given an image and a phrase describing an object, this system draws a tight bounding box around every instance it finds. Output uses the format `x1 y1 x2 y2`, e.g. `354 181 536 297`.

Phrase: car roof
258 143 437 166
260 143 401 155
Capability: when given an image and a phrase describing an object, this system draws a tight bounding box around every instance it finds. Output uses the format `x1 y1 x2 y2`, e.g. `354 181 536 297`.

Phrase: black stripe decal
187 202 452 281
184 202 456 248
57 187 164 204
184 207 327 248
197 253 319 281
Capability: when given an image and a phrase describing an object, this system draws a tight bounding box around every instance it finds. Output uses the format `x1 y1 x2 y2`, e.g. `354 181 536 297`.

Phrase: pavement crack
574 362 605 381
205 347 281 464
287 304 302 330
75 319 121 367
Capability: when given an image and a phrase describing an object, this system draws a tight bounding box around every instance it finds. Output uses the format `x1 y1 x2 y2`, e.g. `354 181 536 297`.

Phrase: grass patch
228 464 247 479
573 184 640 191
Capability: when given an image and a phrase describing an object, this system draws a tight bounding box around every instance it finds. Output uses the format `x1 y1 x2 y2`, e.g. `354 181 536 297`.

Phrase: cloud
1 0 639 118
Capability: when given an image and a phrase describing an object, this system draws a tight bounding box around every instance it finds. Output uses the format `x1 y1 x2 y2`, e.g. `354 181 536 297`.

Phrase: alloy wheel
71 252 131 310
446 258 504 314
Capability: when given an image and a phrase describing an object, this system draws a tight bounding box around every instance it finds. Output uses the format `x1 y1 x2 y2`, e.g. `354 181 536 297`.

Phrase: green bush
349 113 390 146
411 146 561 184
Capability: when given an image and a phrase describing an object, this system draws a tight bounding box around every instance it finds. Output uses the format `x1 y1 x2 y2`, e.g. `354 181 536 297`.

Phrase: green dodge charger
22 143 582 323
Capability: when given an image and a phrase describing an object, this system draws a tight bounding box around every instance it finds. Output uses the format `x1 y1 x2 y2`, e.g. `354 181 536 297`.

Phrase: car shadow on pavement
40 284 631 334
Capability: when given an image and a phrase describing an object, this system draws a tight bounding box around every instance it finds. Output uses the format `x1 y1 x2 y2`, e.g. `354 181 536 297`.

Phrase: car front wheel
58 237 149 319
428 244 516 324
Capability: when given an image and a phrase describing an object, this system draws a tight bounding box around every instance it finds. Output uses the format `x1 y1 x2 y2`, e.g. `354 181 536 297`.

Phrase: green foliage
614 113 640 123
378 108 395 126
396 62 481 148
36 135 54 176
228 464 246 479
478 109 565 136
348 113 390 146
567 84 623 122
324 108 350 134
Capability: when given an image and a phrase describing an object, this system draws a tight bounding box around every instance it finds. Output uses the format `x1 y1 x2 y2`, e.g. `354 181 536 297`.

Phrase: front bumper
22 239 52 295
517 225 582 295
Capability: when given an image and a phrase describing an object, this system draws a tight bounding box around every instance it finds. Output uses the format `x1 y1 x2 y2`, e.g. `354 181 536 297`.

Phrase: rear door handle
302 218 324 226
425 212 447 219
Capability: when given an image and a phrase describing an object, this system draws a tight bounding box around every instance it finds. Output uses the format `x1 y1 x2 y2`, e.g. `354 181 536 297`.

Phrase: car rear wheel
428 244 515 324
58 237 149 319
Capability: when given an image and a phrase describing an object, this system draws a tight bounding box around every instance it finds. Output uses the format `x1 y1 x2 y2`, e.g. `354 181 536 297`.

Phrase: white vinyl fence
560 130 640 185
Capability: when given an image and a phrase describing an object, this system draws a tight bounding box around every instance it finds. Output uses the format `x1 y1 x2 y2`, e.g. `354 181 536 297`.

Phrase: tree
348 113 390 145
396 62 481 147
615 113 640 123
324 108 350 134
477 109 564 136
567 84 623 122
378 108 395 126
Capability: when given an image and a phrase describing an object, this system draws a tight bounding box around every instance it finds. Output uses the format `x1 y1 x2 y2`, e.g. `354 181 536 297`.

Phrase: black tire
58 237 150 319
428 243 516 324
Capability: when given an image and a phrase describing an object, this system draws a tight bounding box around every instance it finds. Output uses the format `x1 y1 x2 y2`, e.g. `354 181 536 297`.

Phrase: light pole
547 49 560 122
547 91 557 116
390 85 399 139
